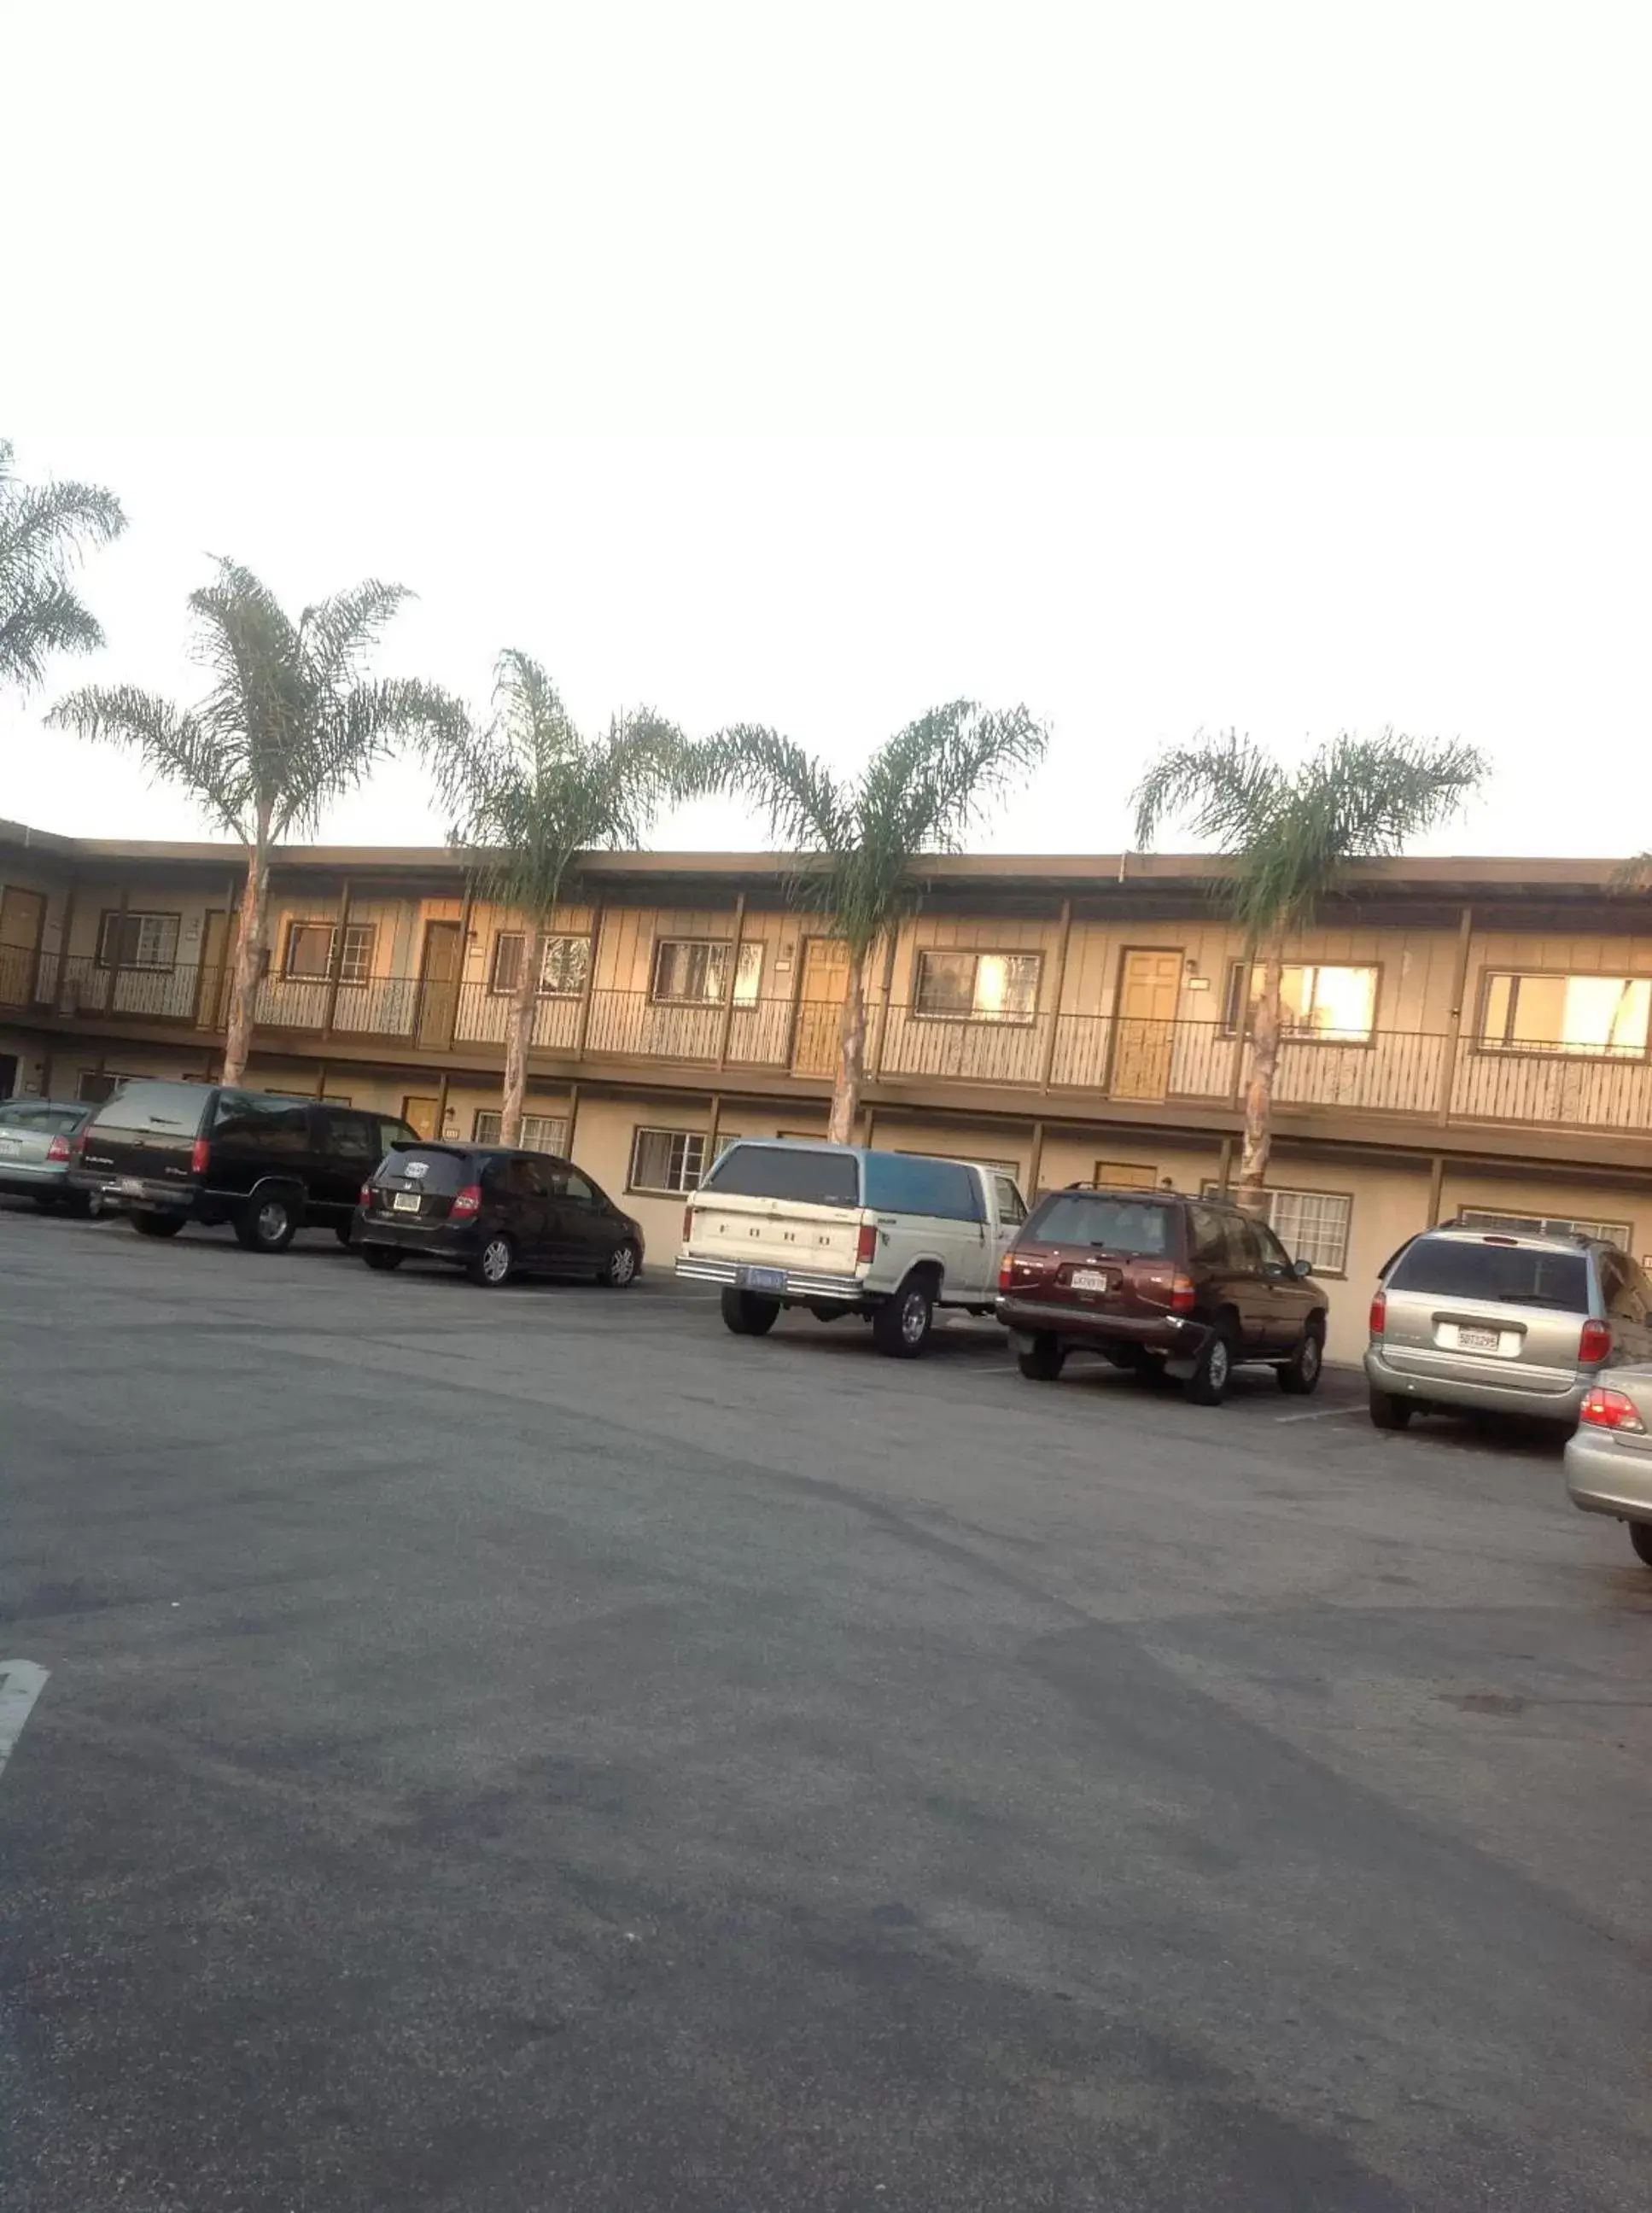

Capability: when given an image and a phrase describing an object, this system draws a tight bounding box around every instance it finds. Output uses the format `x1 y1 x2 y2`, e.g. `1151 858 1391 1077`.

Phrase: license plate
392 1191 422 1213
118 1177 145 1196
0 1138 20 1157
741 1266 786 1292
1457 1325 1500 1352
1071 1268 1114 1293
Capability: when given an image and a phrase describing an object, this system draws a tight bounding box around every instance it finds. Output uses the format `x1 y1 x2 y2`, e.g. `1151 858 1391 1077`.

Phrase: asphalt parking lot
3 1200 1649 2212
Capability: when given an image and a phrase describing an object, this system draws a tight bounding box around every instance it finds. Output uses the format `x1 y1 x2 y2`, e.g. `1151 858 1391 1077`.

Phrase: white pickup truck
676 1139 1030 1357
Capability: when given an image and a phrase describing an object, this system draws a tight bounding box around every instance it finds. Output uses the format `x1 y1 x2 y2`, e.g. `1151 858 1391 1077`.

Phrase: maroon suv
996 1185 1328 1404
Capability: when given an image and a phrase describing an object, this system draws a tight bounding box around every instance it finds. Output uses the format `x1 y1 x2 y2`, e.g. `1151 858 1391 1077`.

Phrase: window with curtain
629 1125 709 1192
1200 1180 1352 1273
1477 972 1652 1058
471 1110 569 1153
914 949 1041 1022
649 939 762 1005
1223 962 1377 1042
283 921 376 984
488 933 591 996
96 912 180 972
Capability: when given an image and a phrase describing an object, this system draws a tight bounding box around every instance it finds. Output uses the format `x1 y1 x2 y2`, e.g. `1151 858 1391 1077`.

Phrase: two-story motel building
5 813 1652 1365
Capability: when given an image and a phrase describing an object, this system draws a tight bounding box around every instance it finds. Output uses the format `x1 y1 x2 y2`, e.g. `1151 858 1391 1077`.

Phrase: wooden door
401 1093 441 1139
416 920 463 1049
196 910 230 1029
792 937 849 1077
1110 949 1182 1101
0 886 45 1007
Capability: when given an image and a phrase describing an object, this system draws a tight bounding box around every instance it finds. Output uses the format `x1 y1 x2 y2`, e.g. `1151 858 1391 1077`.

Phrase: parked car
997 1184 1328 1404
1364 1225 1652 1430
677 1139 1028 1357
1564 1372 1652 1568
356 1142 644 1288
0 1098 101 1214
72 1081 419 1252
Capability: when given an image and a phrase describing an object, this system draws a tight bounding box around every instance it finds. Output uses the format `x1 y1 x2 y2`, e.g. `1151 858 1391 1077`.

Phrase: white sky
3 2 1649 860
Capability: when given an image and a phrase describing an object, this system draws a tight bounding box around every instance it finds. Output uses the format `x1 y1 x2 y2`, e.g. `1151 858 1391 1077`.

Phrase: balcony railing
20 954 1652 1143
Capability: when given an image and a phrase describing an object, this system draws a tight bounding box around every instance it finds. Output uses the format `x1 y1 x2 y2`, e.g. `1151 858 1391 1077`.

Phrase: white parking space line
0 1660 50 1780
1275 1405 1365 1424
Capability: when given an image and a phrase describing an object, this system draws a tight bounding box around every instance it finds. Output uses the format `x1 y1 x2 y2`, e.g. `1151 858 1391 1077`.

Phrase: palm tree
1 438 127 695
1131 730 1486 1215
422 651 686 1145
707 703 1048 1142
50 560 458 1082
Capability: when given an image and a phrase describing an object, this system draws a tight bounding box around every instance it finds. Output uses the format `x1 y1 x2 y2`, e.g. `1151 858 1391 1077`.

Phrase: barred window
630 1126 709 1193
471 1110 569 1153
1201 1181 1351 1273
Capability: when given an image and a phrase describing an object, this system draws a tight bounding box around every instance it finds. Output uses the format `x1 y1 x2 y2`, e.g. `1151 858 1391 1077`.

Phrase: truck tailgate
686 1191 865 1276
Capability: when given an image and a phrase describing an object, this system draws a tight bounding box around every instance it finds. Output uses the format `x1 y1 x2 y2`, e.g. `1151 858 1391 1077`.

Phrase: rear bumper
1364 1345 1588 1423
995 1295 1205 1355
358 1216 480 1263
71 1170 196 1216
1564 1428 1652 1522
676 1255 867 1302
0 1164 71 1195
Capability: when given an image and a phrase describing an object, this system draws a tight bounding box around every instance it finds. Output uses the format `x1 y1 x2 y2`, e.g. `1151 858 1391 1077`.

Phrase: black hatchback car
72 1080 418 1252
356 1142 645 1289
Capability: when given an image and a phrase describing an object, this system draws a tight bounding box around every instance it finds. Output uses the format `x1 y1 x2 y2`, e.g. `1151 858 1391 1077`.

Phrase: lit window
471 1110 569 1153
914 950 1041 1023
650 940 762 1006
630 1126 709 1192
1223 963 1377 1042
97 913 179 972
1478 972 1652 1058
489 933 591 996
1457 1206 1632 1246
283 921 375 984
1200 1181 1351 1273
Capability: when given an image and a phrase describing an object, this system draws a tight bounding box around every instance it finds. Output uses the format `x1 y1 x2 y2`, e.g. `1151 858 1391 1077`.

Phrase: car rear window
0 1103 84 1134
1386 1237 1591 1311
87 1081 208 1136
701 1144 861 1207
375 1145 474 1194
1024 1193 1176 1255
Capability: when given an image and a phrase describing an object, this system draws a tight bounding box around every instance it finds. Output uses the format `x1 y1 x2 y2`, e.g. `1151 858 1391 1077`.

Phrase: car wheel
873 1276 934 1359
1276 1324 1325 1395
131 1213 185 1238
235 1192 299 1253
32 1193 62 1213
1017 1334 1066 1381
335 1219 355 1248
600 1241 640 1288
1369 1387 1413 1430
1629 1522 1652 1568
468 1232 516 1288
721 1287 779 1335
1186 1321 1235 1405
361 1247 405 1272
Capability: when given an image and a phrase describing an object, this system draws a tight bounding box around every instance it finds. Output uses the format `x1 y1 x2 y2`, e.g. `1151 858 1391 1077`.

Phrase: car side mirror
1292 1256 1314 1277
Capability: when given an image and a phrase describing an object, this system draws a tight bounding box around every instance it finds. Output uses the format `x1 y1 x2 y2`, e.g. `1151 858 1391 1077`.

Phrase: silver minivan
1365 1226 1652 1430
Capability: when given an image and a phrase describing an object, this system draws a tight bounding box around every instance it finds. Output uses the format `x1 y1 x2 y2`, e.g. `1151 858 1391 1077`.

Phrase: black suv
73 1080 418 1252
357 1142 644 1289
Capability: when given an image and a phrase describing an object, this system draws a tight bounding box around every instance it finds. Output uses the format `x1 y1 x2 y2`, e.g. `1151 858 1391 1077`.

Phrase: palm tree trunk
221 837 270 1085
826 951 867 1145
1235 940 1283 1216
500 915 544 1145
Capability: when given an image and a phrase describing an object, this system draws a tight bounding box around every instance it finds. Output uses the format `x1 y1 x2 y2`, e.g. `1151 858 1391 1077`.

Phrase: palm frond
699 725 849 850
0 583 105 689
48 682 252 839
298 580 414 697
0 441 127 695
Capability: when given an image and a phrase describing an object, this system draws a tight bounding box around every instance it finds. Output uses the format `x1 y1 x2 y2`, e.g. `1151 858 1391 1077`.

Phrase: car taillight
682 1204 694 1242
998 1249 1016 1291
1579 1385 1644 1432
450 1182 482 1219
1369 1289 1386 1336
1579 1317 1613 1365
856 1223 879 1266
46 1134 71 1163
190 1136 209 1175
1169 1273 1197 1313
359 1180 374 1207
